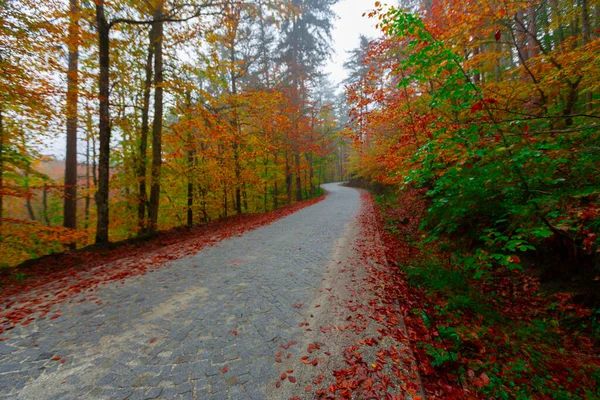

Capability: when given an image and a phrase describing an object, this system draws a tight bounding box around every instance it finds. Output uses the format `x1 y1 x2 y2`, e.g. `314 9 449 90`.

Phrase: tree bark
64 0 80 240
95 0 111 244
515 9 529 63
0 102 3 230
582 0 592 112
148 4 164 234
295 152 302 202
137 24 155 235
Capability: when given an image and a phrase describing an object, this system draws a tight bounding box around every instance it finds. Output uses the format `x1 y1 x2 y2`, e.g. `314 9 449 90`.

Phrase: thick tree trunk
137 24 155 235
95 0 111 244
64 0 79 236
148 4 164 234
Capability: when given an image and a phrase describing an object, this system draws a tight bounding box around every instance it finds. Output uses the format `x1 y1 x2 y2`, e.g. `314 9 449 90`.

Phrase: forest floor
0 183 422 400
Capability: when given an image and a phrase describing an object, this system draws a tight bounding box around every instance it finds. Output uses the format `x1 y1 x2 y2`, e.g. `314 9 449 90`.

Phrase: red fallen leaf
0 338 9 341
281 373 287 380
50 313 61 320
311 359 318 366
276 350 283 357
301 357 311 364
275 357 282 363
288 375 296 383
305 385 312 392
315 304 321 308
286 369 294 373
313 375 324 385
286 353 292 359
51 356 61 361
221 366 228 373
275 381 281 389
149 338 157 343
60 359 66 364
495 29 501 42
228 330 237 335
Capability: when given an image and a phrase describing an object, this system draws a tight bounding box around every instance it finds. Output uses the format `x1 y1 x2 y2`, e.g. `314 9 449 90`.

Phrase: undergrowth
375 188 600 399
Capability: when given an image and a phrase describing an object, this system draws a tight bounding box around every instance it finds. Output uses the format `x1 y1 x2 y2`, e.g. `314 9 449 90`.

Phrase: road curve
0 183 361 400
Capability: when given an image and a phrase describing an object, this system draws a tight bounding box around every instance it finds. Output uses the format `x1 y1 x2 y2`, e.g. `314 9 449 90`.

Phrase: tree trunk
84 132 90 230
582 0 592 112
186 93 194 228
64 0 79 237
0 102 3 231
515 9 529 63
527 6 538 58
285 151 292 204
273 153 279 209
148 4 164 234
137 24 155 235
24 172 36 221
473 45 481 84
295 152 302 202
42 184 50 226
95 0 111 244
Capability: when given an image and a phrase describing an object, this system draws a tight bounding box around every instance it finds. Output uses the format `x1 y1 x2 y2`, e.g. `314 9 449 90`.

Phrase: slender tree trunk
42 184 50 226
186 92 194 228
95 0 111 244
148 4 164 234
138 24 155 235
295 152 302 202
582 0 592 112
23 172 35 221
0 103 3 231
473 45 481 84
515 9 529 63
285 153 292 204
84 133 90 230
527 6 538 58
64 0 79 237
273 152 279 209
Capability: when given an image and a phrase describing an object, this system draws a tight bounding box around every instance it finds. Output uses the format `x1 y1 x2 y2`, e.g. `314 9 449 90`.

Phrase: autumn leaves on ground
1 0 600 398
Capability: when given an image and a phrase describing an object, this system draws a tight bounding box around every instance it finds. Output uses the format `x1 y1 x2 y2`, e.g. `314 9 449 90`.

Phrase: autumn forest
1 0 600 398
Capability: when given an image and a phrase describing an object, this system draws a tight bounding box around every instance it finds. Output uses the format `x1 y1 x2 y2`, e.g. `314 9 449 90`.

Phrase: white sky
324 0 383 89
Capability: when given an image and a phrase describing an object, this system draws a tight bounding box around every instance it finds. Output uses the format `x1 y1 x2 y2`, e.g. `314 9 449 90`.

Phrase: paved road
0 183 361 400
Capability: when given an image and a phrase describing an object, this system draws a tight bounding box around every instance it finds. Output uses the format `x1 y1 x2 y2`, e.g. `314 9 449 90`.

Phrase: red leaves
0 195 326 332
288 375 297 383
494 30 501 42
221 366 228 374
470 98 497 114
281 372 287 380
228 330 237 335
149 338 157 343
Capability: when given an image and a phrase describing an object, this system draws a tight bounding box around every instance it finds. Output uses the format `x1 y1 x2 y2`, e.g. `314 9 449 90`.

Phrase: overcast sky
324 0 382 89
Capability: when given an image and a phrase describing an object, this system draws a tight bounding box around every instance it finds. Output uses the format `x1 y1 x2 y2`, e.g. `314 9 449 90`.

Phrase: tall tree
148 1 164 234
64 0 80 238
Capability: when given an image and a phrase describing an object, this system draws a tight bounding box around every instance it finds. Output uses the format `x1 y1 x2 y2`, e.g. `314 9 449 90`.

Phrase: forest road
0 182 367 400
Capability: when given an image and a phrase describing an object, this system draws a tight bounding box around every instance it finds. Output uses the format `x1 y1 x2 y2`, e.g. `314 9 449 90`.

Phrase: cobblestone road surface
0 183 360 400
